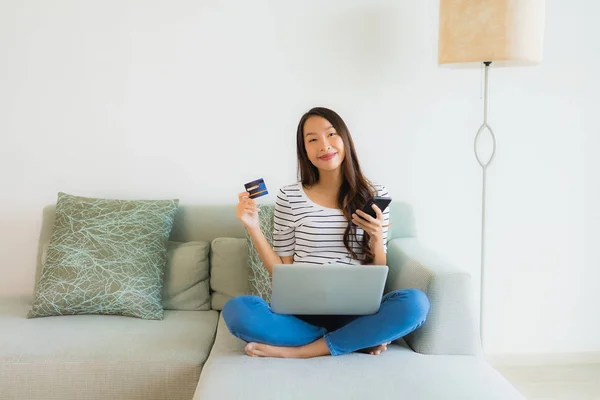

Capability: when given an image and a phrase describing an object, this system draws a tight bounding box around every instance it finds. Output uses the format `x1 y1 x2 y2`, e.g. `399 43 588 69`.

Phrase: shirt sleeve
377 185 391 254
273 188 295 257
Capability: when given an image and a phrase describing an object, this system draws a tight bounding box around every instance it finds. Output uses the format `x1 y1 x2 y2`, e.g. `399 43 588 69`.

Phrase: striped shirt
273 182 390 265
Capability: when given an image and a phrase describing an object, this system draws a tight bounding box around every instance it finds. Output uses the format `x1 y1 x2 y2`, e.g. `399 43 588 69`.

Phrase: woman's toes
245 343 259 356
360 343 392 356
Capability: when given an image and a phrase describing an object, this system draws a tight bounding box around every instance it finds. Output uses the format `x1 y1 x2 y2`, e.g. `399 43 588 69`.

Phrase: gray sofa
0 203 524 399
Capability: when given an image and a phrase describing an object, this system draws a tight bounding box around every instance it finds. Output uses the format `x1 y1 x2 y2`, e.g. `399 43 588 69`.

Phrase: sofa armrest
386 238 482 356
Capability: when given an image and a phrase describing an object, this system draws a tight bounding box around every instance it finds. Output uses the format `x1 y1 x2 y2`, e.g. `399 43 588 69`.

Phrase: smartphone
360 196 392 219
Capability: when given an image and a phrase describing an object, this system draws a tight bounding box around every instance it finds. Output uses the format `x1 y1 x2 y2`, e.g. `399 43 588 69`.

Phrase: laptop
270 264 389 315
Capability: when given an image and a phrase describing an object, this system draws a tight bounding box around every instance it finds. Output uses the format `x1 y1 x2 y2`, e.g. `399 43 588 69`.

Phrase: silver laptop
270 264 389 315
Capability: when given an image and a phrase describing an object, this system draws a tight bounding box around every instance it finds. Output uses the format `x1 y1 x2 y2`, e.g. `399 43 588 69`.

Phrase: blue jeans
222 288 430 356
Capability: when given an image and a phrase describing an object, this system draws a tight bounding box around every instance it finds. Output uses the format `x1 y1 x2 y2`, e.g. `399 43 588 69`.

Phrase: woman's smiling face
303 116 346 172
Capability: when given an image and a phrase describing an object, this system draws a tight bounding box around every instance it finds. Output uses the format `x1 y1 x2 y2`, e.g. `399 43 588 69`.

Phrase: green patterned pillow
28 192 179 320
246 204 275 303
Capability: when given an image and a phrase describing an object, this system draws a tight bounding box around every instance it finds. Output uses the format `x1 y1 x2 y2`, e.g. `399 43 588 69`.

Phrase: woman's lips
319 153 337 161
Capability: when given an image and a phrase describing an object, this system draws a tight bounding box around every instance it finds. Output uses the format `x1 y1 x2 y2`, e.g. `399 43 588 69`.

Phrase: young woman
223 107 430 358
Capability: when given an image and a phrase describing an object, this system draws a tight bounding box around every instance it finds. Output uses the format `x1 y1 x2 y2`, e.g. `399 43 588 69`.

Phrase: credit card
244 178 268 199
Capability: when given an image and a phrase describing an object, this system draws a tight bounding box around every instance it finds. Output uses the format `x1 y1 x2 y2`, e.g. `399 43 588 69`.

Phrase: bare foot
245 338 331 359
245 343 295 358
359 341 391 355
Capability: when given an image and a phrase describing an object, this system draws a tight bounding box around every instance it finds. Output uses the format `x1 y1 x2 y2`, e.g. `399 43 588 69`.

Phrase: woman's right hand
236 192 260 230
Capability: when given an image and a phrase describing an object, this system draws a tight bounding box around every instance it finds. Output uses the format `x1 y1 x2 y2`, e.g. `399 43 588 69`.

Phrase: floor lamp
437 0 545 350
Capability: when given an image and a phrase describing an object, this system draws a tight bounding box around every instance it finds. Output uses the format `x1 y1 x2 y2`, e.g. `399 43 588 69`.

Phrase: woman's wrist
246 226 265 244
247 225 262 236
369 235 385 249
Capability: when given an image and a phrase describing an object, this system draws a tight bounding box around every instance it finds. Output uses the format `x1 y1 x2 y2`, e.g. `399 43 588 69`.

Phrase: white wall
1 0 598 355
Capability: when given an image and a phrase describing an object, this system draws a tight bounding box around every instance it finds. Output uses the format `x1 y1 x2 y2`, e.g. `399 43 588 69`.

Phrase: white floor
489 354 600 400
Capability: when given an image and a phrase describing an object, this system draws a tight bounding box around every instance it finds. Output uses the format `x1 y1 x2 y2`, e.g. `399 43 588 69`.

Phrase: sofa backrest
35 201 416 311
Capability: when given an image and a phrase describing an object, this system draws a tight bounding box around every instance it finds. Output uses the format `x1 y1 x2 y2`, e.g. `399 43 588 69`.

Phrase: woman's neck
314 169 343 193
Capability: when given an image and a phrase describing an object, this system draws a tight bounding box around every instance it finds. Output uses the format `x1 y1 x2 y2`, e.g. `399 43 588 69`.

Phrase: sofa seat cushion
194 315 524 400
0 297 218 400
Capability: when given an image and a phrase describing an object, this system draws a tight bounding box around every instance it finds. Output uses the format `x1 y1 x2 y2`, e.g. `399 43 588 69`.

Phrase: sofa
0 202 524 399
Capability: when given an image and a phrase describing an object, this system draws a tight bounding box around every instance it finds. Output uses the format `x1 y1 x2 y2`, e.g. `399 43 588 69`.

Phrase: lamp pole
474 61 496 350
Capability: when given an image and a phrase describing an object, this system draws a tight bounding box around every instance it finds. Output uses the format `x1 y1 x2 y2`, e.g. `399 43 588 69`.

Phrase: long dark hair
296 107 377 264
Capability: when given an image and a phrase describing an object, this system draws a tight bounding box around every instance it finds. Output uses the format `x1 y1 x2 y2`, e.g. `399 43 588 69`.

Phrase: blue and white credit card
244 178 268 199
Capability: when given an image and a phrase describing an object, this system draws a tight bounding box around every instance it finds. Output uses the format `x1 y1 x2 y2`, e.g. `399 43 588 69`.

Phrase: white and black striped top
273 182 390 265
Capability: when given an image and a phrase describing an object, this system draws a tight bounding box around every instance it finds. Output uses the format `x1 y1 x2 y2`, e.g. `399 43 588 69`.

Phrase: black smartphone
360 196 392 219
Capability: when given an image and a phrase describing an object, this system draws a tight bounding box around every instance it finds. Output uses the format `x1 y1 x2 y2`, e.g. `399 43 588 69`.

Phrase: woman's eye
308 139 316 143
329 132 337 136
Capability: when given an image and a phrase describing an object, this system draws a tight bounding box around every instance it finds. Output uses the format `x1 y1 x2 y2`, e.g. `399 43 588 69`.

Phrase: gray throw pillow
162 241 211 311
28 192 179 320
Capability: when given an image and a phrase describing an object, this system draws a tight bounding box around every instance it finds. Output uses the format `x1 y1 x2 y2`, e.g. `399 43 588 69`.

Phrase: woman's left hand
352 204 385 248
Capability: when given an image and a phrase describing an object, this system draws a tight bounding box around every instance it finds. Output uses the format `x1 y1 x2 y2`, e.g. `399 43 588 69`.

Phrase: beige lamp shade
438 0 545 66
